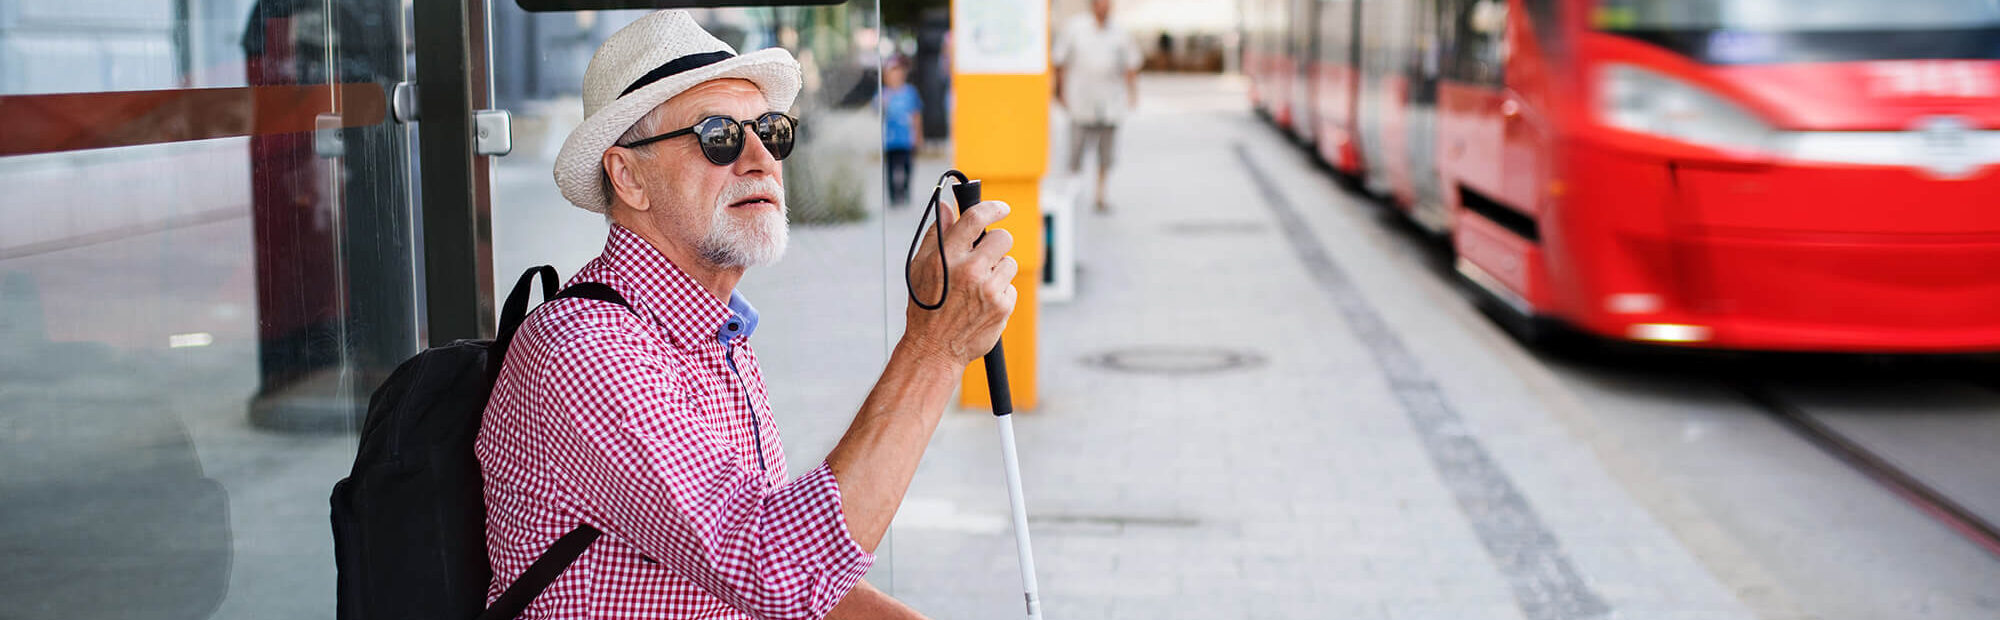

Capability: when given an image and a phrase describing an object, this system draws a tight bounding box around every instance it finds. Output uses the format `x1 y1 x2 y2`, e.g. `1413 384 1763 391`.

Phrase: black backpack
331 266 628 620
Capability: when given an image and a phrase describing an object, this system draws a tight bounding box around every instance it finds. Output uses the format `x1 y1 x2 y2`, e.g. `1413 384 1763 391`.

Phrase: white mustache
700 175 790 268
715 176 786 210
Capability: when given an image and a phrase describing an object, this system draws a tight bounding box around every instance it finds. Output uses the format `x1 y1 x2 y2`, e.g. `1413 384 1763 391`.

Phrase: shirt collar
721 291 759 345
600 225 756 347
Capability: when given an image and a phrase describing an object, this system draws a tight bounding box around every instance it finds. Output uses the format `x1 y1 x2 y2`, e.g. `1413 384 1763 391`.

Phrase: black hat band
620 50 736 98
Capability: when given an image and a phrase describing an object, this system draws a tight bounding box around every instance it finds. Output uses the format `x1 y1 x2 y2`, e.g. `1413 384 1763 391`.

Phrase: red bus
1253 0 2000 353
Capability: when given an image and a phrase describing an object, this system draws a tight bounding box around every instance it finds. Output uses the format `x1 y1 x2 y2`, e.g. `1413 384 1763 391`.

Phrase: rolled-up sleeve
535 324 873 620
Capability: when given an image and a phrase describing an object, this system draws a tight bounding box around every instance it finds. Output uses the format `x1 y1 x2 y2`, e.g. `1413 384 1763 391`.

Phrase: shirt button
728 322 741 331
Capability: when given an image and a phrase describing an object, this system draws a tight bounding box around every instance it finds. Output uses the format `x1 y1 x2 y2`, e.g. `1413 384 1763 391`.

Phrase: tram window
1318 0 1357 66
1445 0 1508 86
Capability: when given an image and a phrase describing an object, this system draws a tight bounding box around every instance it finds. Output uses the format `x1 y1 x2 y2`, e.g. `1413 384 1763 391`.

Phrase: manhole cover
1082 347 1266 375
1165 220 1268 236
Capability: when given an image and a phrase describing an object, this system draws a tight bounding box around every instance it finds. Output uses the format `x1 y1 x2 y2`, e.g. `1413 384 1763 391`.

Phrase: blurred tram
1244 0 1300 133
1245 0 2000 353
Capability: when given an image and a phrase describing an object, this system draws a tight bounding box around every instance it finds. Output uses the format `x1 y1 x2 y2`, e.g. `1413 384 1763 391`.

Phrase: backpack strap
487 268 635 381
475 274 630 618
551 281 630 308
474 524 603 620
488 266 560 381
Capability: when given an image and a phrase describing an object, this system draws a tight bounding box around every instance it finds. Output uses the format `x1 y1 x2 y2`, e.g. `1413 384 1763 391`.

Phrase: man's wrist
893 334 962 375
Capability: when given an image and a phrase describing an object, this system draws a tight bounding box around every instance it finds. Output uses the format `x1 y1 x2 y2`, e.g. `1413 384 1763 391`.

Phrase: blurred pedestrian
881 57 923 207
1053 0 1141 213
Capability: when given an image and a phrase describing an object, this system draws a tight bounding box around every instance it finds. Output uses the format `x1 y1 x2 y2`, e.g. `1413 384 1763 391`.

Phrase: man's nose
732 129 778 176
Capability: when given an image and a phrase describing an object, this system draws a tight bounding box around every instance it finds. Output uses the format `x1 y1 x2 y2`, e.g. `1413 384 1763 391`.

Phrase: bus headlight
1600 64 1773 155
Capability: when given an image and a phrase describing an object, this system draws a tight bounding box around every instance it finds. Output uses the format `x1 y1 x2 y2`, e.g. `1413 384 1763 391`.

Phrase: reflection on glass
1 0 413 617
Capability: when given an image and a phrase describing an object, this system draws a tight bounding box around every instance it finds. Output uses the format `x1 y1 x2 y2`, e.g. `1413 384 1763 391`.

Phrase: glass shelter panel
1 0 416 617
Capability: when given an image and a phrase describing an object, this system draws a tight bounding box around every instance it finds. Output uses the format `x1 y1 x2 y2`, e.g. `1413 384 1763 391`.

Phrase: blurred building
1050 0 1238 72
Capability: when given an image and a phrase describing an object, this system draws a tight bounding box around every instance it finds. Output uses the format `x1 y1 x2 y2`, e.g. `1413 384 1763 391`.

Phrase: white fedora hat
554 9 802 213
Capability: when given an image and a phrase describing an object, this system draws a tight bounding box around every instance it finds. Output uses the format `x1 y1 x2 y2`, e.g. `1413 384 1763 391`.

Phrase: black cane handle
951 180 1015 417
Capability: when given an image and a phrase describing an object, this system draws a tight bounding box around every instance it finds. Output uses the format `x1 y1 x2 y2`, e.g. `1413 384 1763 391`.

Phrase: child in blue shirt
881 58 923 206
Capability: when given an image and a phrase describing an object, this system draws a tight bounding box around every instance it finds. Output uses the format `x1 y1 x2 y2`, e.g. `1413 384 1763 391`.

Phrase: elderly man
478 10 1016 619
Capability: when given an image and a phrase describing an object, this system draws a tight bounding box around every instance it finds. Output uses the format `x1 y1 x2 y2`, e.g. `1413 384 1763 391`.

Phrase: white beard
698 176 790 268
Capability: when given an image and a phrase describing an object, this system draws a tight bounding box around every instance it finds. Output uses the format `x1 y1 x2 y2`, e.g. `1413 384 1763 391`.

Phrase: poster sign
953 0 1048 75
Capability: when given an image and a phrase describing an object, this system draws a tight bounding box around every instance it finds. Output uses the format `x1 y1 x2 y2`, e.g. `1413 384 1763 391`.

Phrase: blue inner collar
718 290 759 345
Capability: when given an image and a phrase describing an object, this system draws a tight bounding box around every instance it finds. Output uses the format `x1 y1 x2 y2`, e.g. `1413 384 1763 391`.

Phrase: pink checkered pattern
477 225 873 619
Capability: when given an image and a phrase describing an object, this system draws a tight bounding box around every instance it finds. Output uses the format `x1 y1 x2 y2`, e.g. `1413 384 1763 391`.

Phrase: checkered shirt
477 225 873 619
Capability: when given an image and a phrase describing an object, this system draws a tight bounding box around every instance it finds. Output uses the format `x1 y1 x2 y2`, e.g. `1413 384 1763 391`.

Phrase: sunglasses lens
757 113 796 160
696 116 743 164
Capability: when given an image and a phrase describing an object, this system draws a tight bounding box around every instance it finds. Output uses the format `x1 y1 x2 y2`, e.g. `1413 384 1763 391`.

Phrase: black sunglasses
618 112 798 165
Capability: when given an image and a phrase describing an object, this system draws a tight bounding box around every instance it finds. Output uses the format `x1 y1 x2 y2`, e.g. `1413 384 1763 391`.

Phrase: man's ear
603 148 652 213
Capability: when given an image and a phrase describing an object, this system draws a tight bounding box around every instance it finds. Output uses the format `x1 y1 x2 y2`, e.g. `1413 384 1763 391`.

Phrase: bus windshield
1593 0 2000 63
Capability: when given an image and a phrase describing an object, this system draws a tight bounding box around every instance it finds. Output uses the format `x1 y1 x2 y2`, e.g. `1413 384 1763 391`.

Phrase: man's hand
904 199 1019 365
1126 69 1140 111
1052 66 1067 109
824 199 1017 553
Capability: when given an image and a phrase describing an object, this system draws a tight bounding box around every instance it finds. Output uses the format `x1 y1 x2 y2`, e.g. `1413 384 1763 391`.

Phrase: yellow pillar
951 9 1049 412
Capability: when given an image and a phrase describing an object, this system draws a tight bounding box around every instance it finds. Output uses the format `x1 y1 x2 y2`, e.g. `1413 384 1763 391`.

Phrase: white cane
947 179 1043 620
995 411 1043 618
908 172 1044 619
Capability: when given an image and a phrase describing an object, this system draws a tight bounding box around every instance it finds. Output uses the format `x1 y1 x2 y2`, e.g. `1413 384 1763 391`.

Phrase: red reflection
0 84 387 157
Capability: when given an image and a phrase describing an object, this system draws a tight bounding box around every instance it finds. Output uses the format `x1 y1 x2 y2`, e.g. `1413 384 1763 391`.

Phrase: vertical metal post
414 0 495 345
470 0 499 336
